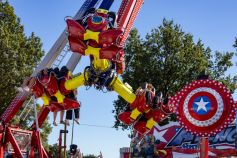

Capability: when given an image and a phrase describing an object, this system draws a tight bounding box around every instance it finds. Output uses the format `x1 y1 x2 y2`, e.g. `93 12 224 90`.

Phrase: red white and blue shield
170 79 235 137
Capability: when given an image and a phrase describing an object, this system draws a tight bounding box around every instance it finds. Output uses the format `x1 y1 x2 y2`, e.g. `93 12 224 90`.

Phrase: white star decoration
153 129 168 143
153 122 179 143
195 97 209 112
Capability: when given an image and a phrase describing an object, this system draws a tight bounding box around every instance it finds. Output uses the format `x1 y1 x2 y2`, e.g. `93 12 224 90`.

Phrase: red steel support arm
5 127 24 158
117 0 144 45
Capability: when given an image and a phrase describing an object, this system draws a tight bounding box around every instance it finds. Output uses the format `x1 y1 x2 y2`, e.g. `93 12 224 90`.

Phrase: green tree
113 19 237 129
234 37 237 66
48 144 98 158
0 1 44 114
0 1 52 149
40 117 53 150
48 143 59 158
234 37 237 49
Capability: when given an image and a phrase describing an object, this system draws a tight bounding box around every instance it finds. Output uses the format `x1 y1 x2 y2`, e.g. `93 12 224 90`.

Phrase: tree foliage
234 37 237 49
0 1 52 149
48 143 60 158
234 37 237 66
113 19 237 129
0 1 44 114
48 144 97 158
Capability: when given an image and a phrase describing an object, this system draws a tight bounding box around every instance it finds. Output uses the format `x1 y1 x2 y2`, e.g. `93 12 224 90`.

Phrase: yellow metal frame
97 9 109 14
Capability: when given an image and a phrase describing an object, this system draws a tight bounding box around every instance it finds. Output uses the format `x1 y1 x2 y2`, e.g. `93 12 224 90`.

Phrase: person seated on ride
133 90 172 135
64 89 80 126
118 83 156 126
22 73 50 105
51 67 66 126
52 66 81 125
58 66 73 95
37 68 64 102
52 95 66 126
22 68 64 126
22 76 43 95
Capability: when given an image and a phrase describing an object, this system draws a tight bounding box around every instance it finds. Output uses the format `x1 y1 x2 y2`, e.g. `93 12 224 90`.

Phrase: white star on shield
194 97 209 112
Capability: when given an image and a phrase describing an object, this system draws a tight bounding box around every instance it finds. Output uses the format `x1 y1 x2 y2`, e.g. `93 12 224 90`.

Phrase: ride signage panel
169 79 236 137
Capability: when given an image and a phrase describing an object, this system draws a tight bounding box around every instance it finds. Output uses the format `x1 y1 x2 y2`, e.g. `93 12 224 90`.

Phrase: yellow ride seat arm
130 108 141 120
85 46 101 57
54 91 65 104
146 118 157 130
84 30 100 43
41 93 51 106
97 8 109 14
85 46 110 71
64 72 88 90
110 77 136 103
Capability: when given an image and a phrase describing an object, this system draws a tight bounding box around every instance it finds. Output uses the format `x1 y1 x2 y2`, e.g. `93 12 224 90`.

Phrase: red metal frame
0 92 29 124
33 102 79 129
0 126 48 158
30 130 48 158
117 0 144 45
200 137 209 158
0 106 50 158
58 131 63 158
58 128 68 158
0 99 80 158
0 128 5 158
35 107 51 129
7 127 25 158
0 71 86 157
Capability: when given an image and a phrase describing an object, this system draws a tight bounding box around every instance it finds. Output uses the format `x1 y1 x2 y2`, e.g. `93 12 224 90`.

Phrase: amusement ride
0 0 236 158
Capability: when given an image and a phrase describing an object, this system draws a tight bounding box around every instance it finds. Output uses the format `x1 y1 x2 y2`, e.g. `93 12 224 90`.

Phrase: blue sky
8 0 237 157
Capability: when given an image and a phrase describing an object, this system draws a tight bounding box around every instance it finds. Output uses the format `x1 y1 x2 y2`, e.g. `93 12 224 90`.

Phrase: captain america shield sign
171 79 235 137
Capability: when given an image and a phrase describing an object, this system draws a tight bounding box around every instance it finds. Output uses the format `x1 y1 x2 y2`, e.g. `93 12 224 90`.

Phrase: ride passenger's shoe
60 120 66 125
53 121 58 126
74 119 80 124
